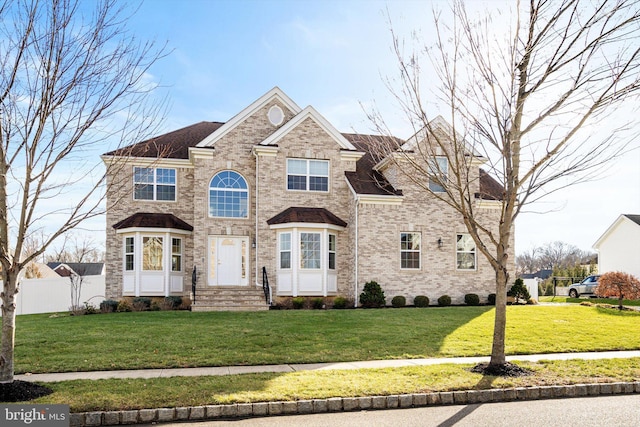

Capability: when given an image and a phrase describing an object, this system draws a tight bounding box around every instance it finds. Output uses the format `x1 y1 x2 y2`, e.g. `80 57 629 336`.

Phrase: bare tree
0 0 165 385
369 0 640 371
46 233 104 263
515 246 540 275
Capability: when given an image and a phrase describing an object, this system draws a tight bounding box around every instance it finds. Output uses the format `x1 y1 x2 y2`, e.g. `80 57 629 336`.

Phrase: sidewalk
16 349 640 383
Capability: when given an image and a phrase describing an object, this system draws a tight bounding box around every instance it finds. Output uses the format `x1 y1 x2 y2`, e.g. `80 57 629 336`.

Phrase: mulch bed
0 380 53 402
470 362 534 377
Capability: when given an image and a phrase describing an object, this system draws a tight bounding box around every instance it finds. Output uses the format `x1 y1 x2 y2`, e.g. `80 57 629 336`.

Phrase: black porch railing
262 266 271 306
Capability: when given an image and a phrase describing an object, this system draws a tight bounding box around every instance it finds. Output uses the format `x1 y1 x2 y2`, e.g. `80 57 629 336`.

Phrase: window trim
456 233 477 271
124 237 135 272
428 157 448 193
171 237 182 272
208 170 250 218
279 232 292 270
286 158 329 192
133 167 177 201
400 232 421 270
328 233 336 271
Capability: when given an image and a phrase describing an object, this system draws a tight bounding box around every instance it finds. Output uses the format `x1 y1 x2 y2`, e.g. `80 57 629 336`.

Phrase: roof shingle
113 213 193 231
267 207 347 227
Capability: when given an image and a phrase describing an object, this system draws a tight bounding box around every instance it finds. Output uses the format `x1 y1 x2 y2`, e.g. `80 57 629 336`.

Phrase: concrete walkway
16 350 640 383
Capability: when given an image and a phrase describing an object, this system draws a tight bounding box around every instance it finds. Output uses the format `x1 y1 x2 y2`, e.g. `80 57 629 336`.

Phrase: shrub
508 278 531 303
311 297 325 309
116 300 132 312
464 293 480 306
413 295 430 307
132 297 151 311
150 301 162 311
391 295 406 308
100 299 119 313
360 281 386 308
332 296 348 309
292 297 305 309
166 296 182 309
487 293 496 305
437 295 452 307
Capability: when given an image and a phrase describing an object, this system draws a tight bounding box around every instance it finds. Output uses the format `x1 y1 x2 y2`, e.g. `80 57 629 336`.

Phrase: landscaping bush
437 295 452 307
391 296 406 308
165 296 182 309
413 295 430 307
508 278 531 304
83 302 98 314
116 300 132 312
332 296 348 309
311 297 325 309
487 293 496 305
464 293 480 306
359 281 386 308
292 297 305 309
132 297 151 311
99 299 119 313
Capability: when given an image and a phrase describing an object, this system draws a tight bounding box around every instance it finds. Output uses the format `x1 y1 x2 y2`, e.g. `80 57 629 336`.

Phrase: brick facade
102 87 514 308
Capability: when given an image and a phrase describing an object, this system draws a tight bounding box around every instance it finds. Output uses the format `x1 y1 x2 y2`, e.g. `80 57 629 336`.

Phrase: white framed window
279 233 291 269
287 159 329 192
171 238 182 272
456 233 476 270
300 232 321 269
133 167 176 201
428 157 448 193
142 236 163 271
124 237 135 271
328 234 336 270
209 171 249 218
400 232 421 269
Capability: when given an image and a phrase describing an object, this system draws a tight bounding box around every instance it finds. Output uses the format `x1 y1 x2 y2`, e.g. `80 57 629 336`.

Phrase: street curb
69 381 640 426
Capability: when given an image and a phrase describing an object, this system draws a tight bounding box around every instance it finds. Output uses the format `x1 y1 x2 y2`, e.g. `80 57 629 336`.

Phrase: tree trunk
489 267 509 366
0 270 18 383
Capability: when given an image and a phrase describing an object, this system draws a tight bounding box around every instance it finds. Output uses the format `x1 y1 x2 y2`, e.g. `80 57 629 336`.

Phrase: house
593 214 640 279
47 262 106 277
101 87 513 310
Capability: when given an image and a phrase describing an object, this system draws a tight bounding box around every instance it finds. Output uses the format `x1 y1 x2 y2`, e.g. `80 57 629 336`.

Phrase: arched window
209 171 249 218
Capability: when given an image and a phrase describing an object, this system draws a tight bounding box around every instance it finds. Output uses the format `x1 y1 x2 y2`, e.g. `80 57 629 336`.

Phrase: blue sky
84 0 640 254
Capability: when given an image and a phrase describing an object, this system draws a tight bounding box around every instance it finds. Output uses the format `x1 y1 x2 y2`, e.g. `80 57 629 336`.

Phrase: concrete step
191 286 269 312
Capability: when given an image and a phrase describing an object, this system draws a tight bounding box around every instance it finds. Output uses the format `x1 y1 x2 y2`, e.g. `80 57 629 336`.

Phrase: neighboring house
102 87 513 311
520 269 552 281
593 214 640 279
47 262 106 277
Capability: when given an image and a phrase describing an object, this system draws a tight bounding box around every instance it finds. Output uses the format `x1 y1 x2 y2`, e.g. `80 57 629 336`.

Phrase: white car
567 275 601 298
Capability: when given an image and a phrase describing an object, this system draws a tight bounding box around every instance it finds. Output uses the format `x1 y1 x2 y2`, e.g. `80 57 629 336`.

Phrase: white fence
0 276 106 315
522 278 540 301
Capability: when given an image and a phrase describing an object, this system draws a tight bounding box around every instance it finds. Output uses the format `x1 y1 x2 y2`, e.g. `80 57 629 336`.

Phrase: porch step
191 286 269 312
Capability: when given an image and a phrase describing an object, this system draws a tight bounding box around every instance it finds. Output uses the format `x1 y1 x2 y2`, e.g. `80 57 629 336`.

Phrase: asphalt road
144 395 640 427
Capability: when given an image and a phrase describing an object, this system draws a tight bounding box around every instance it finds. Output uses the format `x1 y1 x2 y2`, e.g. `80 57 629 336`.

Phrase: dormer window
287 159 329 192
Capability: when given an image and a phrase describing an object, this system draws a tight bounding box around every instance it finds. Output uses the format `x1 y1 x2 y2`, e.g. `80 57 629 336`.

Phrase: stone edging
70 381 640 426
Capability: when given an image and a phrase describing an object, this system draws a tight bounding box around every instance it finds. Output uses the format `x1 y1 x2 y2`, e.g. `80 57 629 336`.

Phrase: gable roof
401 115 484 158
197 87 302 148
593 213 640 249
47 262 105 277
104 121 223 159
113 213 194 231
267 207 347 228
259 105 358 151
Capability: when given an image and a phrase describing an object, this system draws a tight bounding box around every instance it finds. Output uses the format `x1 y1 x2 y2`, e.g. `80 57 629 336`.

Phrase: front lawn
15 305 640 374
539 296 640 306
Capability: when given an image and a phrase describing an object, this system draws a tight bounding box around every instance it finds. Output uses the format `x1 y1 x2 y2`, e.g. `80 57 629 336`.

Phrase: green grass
539 296 640 306
29 357 640 412
15 305 640 374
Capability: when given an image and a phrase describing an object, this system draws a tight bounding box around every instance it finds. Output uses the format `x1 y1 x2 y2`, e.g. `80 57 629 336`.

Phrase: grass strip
26 357 640 412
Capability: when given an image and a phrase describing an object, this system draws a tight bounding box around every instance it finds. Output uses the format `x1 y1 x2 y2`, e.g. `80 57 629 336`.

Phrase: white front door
208 236 248 286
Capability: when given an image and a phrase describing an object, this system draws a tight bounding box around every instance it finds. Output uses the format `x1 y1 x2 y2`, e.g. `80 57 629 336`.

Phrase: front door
208 236 249 286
